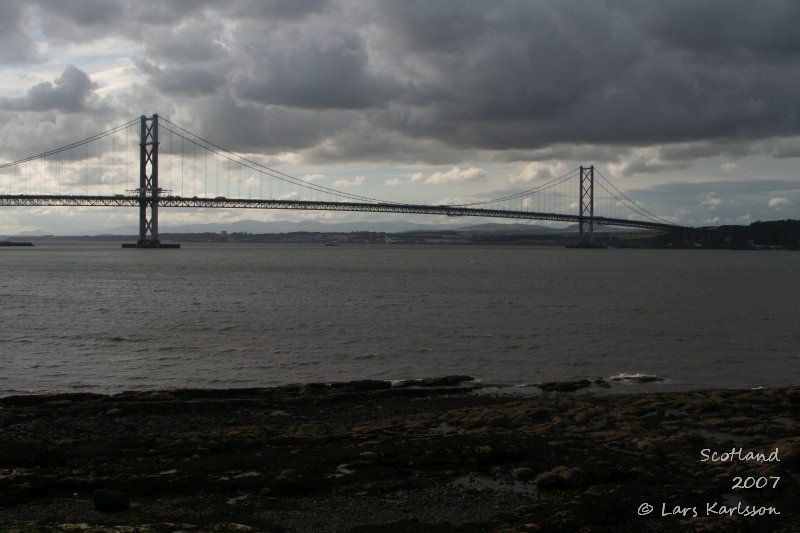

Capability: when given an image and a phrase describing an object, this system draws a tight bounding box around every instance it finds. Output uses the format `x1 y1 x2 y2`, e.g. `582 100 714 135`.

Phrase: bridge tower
123 114 178 248
138 114 160 247
577 165 596 246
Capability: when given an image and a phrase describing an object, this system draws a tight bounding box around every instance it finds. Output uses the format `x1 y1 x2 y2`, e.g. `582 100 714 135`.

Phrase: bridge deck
0 195 685 232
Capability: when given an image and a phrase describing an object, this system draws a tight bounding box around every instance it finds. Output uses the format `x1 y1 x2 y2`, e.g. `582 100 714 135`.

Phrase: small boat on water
0 241 34 247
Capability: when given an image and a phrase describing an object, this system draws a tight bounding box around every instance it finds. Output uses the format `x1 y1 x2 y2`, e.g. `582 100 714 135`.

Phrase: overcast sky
1 0 799 234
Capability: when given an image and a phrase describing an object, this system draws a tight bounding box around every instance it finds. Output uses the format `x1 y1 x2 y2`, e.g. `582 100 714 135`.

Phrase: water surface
1 243 797 395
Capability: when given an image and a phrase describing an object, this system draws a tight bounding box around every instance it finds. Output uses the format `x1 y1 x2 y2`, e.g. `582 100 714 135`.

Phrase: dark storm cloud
32 0 125 43
232 28 400 110
368 0 800 150
247 0 798 160
8 1 800 166
135 60 226 97
139 14 229 64
644 0 800 58
0 65 103 113
185 96 356 154
229 0 330 20
303 116 469 165
0 1 39 64
0 65 119 161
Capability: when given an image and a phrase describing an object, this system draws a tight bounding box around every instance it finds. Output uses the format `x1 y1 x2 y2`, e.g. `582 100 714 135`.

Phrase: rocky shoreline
1 377 798 532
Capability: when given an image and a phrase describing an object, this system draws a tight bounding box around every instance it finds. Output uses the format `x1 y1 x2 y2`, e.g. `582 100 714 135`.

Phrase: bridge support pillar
579 165 594 245
123 114 179 249
138 114 159 247
567 165 605 248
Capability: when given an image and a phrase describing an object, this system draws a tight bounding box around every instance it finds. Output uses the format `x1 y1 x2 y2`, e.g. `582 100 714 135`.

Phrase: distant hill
59 219 568 237
562 223 646 233
717 219 800 248
14 229 53 237
453 222 564 234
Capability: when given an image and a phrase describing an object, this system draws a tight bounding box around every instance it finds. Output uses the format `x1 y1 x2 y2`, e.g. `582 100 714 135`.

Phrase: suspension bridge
0 114 685 248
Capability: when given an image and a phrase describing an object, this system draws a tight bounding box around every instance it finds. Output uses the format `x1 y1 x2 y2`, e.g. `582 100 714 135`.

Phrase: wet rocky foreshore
1 378 798 532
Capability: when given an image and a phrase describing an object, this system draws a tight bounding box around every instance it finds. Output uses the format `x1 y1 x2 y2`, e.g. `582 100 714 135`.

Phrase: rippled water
1 243 798 395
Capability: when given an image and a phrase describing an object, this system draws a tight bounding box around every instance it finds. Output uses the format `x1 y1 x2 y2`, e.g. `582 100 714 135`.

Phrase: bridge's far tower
578 165 595 246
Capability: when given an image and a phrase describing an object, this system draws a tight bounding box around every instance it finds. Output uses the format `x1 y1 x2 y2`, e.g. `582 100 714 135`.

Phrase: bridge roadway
0 194 685 232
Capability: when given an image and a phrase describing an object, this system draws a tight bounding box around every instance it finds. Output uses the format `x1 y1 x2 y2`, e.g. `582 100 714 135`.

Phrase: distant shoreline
4 217 800 248
0 372 751 399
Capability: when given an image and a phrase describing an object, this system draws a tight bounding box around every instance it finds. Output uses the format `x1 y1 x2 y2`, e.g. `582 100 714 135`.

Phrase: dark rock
533 471 569 490
0 392 105 408
608 374 665 384
419 376 475 387
305 380 391 393
394 375 476 388
335 380 392 392
538 379 592 392
33 449 66 468
533 466 588 489
512 467 535 480
202 525 258 532
1 382 798 531
270 468 321 496
92 489 130 512
551 466 589 487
